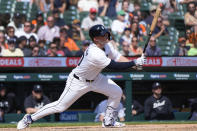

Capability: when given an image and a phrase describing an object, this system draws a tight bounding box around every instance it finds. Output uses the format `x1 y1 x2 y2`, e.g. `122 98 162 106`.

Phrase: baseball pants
31 72 122 121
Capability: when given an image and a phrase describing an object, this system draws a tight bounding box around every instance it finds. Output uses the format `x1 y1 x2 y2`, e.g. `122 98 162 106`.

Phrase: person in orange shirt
130 36 143 56
31 13 47 33
59 28 79 51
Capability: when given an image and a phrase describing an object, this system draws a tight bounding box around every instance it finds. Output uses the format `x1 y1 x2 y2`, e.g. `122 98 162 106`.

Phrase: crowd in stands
0 0 196 57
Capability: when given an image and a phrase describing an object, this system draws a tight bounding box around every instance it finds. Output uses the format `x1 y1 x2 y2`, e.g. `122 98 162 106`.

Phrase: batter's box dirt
1 124 197 131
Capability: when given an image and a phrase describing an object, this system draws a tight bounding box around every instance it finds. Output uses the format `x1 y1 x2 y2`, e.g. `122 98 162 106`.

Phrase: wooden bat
143 4 163 53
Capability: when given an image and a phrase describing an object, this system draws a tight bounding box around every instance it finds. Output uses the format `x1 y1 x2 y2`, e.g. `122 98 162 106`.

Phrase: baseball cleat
17 114 33 130
102 121 125 128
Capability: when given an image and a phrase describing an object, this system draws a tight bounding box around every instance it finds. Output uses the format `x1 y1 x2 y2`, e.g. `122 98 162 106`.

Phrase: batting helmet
89 24 111 41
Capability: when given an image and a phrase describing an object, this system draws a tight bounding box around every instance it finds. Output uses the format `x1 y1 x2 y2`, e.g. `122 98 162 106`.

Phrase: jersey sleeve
90 49 111 69
106 42 121 61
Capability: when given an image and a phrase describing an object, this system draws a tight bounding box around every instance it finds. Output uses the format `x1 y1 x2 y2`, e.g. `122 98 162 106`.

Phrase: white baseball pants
31 72 122 121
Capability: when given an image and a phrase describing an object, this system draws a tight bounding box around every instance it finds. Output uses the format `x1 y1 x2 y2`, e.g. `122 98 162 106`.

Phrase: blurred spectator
120 41 134 56
38 40 47 56
178 0 196 4
2 38 24 57
67 19 85 41
17 36 32 56
144 5 156 27
0 13 11 31
8 13 24 32
184 2 197 27
53 9 66 27
57 37 73 56
144 82 174 120
78 0 98 12
188 39 197 56
15 21 39 42
81 8 104 31
130 22 141 40
29 36 38 49
174 36 190 56
153 17 169 39
98 0 117 19
132 100 144 116
145 37 161 56
0 84 21 122
119 27 132 45
60 28 79 51
75 40 90 57
0 31 8 50
116 0 134 13
39 0 54 13
47 42 64 56
24 85 50 114
32 46 41 56
121 0 130 23
32 13 47 33
5 26 17 41
38 16 60 42
53 0 70 13
94 99 125 122
130 36 143 56
111 10 127 34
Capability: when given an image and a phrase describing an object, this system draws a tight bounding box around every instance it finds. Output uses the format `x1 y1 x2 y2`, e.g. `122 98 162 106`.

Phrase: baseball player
17 24 146 129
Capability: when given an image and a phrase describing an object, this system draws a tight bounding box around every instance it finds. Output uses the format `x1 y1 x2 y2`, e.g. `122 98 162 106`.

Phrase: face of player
153 87 162 96
94 33 109 48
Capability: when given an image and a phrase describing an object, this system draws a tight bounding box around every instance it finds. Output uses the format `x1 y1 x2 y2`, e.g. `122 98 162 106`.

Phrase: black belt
73 74 94 82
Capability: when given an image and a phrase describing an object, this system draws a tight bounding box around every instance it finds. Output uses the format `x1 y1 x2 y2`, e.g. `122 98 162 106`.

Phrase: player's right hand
134 54 146 70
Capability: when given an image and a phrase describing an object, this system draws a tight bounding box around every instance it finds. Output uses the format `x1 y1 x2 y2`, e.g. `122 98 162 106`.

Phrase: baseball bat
143 4 163 53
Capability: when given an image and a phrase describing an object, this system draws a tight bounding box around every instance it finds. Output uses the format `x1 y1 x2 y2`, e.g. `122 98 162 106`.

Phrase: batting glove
134 54 146 70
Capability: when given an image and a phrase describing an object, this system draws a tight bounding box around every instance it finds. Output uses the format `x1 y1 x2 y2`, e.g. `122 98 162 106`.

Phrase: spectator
15 21 39 42
111 10 127 34
0 84 21 122
121 0 130 23
39 0 54 13
0 31 8 50
54 37 72 56
132 100 144 116
38 40 47 56
184 2 197 27
188 39 197 56
29 36 38 49
188 97 197 120
31 46 42 57
120 41 134 56
94 99 125 122
130 22 141 40
98 0 117 19
144 5 156 27
67 19 85 41
7 13 24 33
32 13 47 33
81 8 104 31
78 0 98 12
53 0 70 13
60 28 79 51
0 13 11 31
153 17 169 39
174 36 190 56
17 36 32 56
144 82 174 120
1 38 24 57
5 26 17 41
37 16 60 43
24 85 50 114
130 36 143 56
47 42 64 56
119 27 132 45
145 37 161 56
53 9 66 27
75 40 90 57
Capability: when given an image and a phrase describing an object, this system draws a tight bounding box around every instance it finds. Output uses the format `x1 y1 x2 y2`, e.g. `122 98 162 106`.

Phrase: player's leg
17 76 90 129
92 74 125 127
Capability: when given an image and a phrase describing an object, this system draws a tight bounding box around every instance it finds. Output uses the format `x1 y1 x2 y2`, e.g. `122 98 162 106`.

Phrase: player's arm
117 55 130 62
25 108 38 114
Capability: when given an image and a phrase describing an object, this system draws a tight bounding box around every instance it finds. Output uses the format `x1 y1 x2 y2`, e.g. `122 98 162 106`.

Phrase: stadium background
0 0 196 127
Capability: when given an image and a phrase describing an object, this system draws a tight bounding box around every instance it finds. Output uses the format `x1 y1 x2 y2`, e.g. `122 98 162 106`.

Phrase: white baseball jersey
72 42 121 80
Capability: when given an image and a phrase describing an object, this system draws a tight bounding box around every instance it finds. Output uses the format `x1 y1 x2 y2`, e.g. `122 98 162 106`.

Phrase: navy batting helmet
89 24 111 41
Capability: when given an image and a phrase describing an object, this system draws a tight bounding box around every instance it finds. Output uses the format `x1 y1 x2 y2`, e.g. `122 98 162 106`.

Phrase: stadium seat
132 113 145 121
174 112 190 120
79 11 89 21
100 16 112 29
78 113 96 122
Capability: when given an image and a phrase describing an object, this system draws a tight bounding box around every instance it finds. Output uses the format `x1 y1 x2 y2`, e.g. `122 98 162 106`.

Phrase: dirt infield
1 124 197 131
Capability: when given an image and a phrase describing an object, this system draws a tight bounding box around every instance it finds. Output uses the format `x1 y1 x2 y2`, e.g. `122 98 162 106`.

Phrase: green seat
78 113 96 122
174 112 190 120
132 113 145 121
100 16 112 28
79 11 89 21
